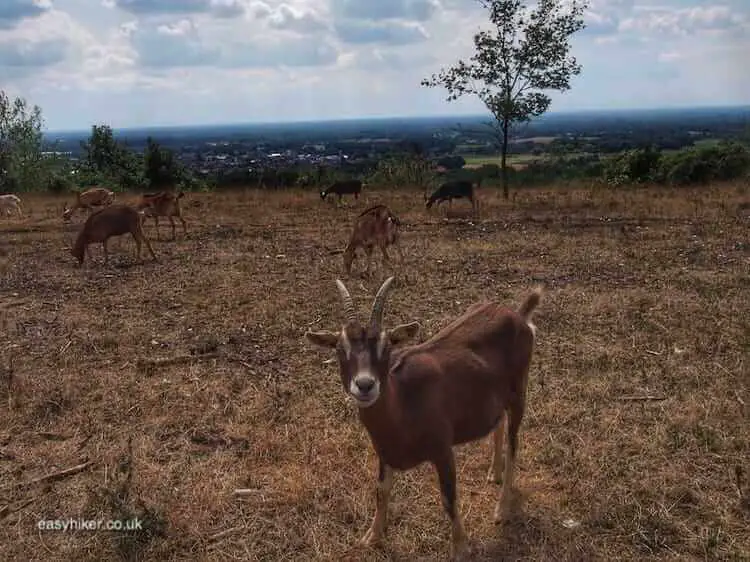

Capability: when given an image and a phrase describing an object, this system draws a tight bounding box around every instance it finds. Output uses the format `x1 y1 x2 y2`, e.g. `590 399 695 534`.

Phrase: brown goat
71 204 157 266
305 277 542 561
343 205 404 277
62 187 115 221
135 191 186 240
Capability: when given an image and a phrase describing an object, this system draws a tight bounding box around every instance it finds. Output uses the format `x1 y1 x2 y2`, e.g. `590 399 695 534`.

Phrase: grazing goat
0 194 23 218
321 179 363 204
62 187 115 221
426 180 479 216
343 205 404 277
71 204 157 266
305 277 542 561
135 191 187 240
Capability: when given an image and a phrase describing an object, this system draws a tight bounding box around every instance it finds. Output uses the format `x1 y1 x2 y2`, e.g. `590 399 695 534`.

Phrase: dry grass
1 183 748 562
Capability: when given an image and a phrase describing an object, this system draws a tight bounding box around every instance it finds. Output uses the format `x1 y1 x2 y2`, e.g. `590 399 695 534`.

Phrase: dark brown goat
71 204 157 266
320 179 363 204
343 205 403 277
425 180 479 216
305 277 542 561
135 191 186 240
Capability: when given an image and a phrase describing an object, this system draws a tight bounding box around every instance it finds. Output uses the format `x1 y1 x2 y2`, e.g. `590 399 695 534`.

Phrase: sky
0 0 748 131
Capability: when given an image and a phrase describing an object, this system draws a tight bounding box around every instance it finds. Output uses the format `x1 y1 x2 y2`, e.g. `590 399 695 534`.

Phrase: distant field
1 184 748 561
462 153 542 169
514 136 558 144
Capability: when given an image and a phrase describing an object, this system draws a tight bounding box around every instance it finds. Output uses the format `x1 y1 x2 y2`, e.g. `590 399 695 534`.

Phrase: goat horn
369 276 396 329
335 279 357 323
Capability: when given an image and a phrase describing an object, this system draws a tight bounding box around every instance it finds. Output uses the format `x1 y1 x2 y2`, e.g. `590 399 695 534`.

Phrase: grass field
1 184 748 561
461 153 542 169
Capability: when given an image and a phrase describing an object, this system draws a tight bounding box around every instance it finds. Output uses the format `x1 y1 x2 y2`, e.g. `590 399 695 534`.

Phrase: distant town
38 105 750 190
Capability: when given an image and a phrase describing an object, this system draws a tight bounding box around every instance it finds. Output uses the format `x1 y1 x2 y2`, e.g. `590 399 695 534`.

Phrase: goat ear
305 330 340 349
387 322 420 345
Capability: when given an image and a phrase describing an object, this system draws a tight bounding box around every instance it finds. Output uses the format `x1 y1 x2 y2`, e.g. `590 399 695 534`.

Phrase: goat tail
518 287 543 321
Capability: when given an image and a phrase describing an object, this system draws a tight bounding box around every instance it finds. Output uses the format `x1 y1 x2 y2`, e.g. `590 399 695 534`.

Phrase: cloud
265 4 329 33
110 0 247 18
619 5 747 36
330 0 440 22
211 0 245 18
222 38 339 67
130 18 339 68
0 0 51 29
131 20 220 67
335 19 428 44
247 3 329 33
0 37 67 81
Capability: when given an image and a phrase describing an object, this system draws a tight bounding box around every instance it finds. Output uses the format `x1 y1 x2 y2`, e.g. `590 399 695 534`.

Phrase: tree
421 0 588 199
79 124 144 189
144 137 180 188
0 90 46 191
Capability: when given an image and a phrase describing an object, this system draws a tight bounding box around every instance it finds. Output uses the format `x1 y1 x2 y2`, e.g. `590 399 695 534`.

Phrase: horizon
43 104 750 136
3 0 748 132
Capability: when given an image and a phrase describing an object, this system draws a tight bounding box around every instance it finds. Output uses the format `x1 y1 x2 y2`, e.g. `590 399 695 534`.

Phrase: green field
461 153 543 169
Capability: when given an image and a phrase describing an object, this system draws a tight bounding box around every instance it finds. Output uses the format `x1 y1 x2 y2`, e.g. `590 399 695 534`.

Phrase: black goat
321 179 364 203
425 180 479 216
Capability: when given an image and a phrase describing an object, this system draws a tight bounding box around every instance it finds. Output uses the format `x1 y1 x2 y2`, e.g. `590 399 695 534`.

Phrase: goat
320 179 363 204
305 277 542 561
425 180 479 216
0 193 23 218
134 190 187 240
343 205 404 278
71 204 157 266
62 187 115 221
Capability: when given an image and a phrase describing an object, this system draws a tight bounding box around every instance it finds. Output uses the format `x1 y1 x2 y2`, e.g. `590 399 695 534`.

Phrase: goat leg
360 460 393 546
494 401 524 523
486 412 506 484
435 451 470 561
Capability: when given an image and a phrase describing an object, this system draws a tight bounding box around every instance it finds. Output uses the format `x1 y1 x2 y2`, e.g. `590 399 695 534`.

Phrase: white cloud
619 4 747 35
0 0 747 130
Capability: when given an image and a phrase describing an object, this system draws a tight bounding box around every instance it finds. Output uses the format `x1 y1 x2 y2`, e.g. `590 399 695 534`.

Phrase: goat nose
356 378 375 393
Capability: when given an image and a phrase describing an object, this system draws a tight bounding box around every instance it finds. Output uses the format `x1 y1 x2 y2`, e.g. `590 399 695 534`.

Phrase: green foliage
368 153 436 188
604 146 662 186
476 163 501 180
144 137 183 188
655 141 750 186
0 90 48 191
436 154 466 170
76 126 207 192
78 125 146 190
421 0 588 199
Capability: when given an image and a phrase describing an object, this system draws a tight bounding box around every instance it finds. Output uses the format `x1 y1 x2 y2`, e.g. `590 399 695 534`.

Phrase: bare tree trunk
500 119 510 200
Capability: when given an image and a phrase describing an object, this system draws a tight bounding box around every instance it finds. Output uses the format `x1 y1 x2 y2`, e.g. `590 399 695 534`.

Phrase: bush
655 141 750 186
603 146 661 185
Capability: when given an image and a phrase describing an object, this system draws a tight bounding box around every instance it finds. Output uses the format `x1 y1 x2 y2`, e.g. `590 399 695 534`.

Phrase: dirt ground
1 183 748 561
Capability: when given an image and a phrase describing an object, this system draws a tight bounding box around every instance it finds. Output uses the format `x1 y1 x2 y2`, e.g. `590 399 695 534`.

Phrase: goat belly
368 434 434 471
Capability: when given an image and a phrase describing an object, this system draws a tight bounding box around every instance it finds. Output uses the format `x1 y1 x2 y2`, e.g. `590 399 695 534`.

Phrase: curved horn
369 276 396 329
335 279 357 323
